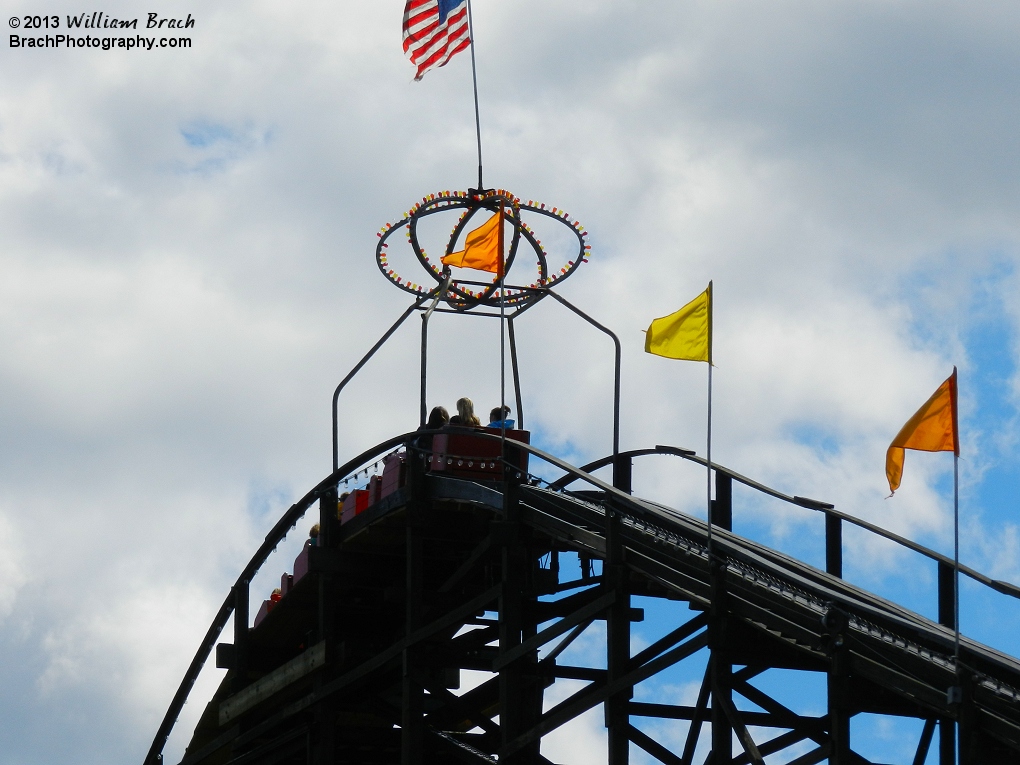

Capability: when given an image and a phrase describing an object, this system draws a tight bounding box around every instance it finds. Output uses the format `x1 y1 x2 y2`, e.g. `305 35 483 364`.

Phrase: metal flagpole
465 0 484 190
706 361 714 557
948 366 962 725
706 281 715 559
499 200 507 455
952 365 961 666
950 448 963 743
954 451 960 663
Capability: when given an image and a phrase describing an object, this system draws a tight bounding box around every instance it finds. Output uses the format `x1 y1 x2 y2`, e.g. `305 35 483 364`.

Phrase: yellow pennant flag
441 212 504 275
886 368 958 495
644 282 713 363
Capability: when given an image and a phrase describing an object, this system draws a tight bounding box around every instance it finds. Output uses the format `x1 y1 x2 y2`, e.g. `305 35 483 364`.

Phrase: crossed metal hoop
375 188 591 310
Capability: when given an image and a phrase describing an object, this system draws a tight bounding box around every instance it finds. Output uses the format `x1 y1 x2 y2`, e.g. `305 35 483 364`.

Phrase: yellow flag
644 282 712 363
441 212 503 274
886 368 958 494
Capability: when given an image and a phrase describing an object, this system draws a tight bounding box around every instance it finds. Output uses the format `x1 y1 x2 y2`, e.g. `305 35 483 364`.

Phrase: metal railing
548 445 1020 602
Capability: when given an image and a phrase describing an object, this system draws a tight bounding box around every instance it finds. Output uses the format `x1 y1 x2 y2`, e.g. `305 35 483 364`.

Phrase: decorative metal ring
375 188 591 310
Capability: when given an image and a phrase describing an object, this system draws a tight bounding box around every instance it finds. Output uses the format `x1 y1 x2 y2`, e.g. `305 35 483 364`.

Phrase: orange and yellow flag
886 368 958 494
441 211 504 275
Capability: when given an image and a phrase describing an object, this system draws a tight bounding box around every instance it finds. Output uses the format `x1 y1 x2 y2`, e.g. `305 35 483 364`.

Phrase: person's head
456 397 475 421
427 406 449 429
489 405 511 423
309 523 320 539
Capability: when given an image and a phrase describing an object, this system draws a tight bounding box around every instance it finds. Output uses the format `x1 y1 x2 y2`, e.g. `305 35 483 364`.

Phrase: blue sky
3 1 1020 763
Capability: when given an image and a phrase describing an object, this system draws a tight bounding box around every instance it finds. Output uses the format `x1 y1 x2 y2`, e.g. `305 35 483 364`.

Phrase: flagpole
706 361 714 558
706 281 714 560
950 365 961 675
954 451 960 664
465 0 484 190
498 200 506 459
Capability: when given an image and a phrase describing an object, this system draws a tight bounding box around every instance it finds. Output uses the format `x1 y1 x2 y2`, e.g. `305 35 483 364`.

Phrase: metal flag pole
498 199 507 454
465 0 484 190
706 361 714 556
948 365 963 728
706 281 715 559
952 365 961 667
954 450 960 664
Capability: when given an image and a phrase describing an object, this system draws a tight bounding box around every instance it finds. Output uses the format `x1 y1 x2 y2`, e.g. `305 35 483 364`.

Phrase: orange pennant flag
441 211 504 275
886 368 958 495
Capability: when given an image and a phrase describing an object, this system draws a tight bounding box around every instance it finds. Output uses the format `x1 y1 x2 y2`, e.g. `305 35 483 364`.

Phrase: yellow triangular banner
644 283 712 363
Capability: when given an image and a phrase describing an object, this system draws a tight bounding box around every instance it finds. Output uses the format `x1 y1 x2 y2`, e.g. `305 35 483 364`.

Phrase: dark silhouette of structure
143 189 1020 765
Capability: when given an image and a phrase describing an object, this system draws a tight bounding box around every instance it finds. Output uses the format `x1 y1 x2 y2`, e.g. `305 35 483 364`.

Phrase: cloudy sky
3 0 1020 762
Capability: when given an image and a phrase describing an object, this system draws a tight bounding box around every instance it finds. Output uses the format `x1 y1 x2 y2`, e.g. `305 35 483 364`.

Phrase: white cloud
3 0 1020 761
0 512 27 620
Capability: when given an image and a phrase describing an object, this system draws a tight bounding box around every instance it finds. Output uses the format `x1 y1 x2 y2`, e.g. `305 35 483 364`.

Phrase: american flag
402 0 471 81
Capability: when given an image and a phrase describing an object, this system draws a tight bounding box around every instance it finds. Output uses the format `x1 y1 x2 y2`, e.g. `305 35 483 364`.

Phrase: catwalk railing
142 431 1020 765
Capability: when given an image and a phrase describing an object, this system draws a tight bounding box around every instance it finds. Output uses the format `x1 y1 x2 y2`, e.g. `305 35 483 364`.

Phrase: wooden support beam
628 724 683 765
438 535 493 594
493 591 615 671
540 619 594 665
425 681 501 738
630 613 709 671
682 664 711 765
709 563 731 765
315 489 339 765
500 477 533 765
785 744 830 765
913 719 937 765
613 454 633 495
629 702 826 734
712 473 732 531
500 631 708 758
938 560 957 765
715 683 765 765
607 569 631 763
402 457 427 765
825 514 842 578
829 644 851 765
732 679 829 745
219 641 327 725
731 729 813 765
849 654 951 715
231 581 249 695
